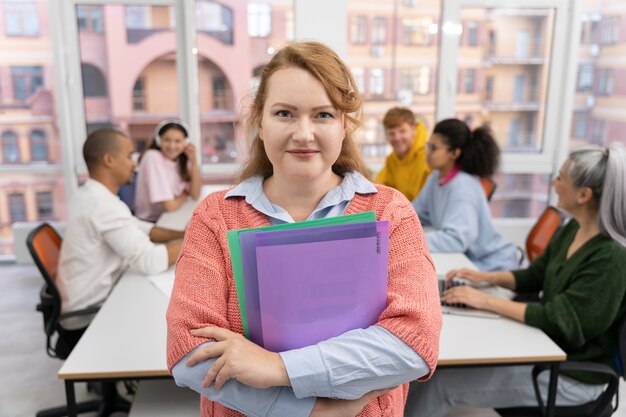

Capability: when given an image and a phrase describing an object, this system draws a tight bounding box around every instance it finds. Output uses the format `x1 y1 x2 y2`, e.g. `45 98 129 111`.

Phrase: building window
402 17 434 46
466 21 478 46
371 16 386 45
76 5 103 32
352 68 365 93
503 200 530 217
485 76 494 101
11 66 43 100
591 119 605 145
464 69 476 93
132 77 145 111
577 64 593 92
247 3 271 37
350 16 367 44
8 193 26 222
508 119 522 148
600 16 620 45
196 1 233 44
213 77 227 109
36 191 54 220
125 6 151 29
400 67 430 95
369 68 384 95
574 112 587 139
81 64 107 97
2 130 20 163
30 129 48 162
596 69 613 95
488 30 496 55
4 1 39 36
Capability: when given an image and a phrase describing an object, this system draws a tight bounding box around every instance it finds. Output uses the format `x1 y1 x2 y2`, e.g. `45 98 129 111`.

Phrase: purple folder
239 221 385 347
254 221 389 352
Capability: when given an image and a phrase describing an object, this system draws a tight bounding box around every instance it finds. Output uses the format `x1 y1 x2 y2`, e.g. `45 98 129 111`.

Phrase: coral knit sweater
166 184 442 417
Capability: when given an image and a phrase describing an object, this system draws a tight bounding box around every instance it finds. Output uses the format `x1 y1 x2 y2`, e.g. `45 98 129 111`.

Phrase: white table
59 254 565 417
156 184 228 231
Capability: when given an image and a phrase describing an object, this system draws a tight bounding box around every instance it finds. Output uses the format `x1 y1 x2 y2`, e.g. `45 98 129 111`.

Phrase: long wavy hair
238 41 369 182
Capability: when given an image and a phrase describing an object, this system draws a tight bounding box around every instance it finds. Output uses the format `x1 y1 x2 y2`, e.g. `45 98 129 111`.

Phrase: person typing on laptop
405 144 626 417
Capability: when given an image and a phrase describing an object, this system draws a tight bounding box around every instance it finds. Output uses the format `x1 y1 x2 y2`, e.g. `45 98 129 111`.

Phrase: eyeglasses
426 143 448 153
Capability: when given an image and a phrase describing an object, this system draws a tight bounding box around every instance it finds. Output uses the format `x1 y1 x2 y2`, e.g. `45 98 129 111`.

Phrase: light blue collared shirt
172 171 429 416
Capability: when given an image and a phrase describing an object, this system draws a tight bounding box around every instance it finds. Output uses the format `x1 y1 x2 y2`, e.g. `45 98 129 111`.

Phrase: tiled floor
1 263 623 417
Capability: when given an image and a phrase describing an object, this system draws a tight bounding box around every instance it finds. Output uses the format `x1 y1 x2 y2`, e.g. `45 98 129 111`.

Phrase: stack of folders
227 212 390 352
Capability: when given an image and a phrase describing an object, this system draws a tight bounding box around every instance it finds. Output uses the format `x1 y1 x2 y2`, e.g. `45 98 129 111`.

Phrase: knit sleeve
166 197 231 370
376 192 442 380
525 248 626 350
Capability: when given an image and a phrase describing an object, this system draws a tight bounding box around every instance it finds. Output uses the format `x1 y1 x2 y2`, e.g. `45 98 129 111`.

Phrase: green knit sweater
513 219 626 384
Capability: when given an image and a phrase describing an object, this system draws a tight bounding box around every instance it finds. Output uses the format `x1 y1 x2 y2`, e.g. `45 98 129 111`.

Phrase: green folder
227 211 377 337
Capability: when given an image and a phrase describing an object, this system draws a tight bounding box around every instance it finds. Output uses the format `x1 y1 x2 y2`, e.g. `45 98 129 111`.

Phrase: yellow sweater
375 123 431 201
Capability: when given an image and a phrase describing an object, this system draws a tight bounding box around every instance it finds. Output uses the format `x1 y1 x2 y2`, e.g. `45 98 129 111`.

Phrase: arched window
81 63 108 97
2 131 20 163
30 129 48 161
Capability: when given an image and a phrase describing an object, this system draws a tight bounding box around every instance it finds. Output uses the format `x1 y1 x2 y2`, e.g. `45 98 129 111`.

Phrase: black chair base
496 401 613 417
36 381 131 417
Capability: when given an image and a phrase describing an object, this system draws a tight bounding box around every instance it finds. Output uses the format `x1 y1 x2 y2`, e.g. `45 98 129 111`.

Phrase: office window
11 66 43 100
248 3 271 37
467 21 478 46
371 16 386 45
351 16 367 44
596 69 613 95
30 129 48 162
8 193 26 222
76 5 103 32
36 191 54 220
2 130 20 163
352 68 365 93
577 64 593 92
81 64 107 97
4 1 39 36
464 68 476 93
132 77 145 111
369 68 384 95
402 17 434 46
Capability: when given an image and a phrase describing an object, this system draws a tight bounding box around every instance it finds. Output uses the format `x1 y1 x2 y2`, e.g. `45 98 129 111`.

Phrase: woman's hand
310 388 394 417
186 326 289 390
442 285 491 310
184 143 197 164
445 268 488 285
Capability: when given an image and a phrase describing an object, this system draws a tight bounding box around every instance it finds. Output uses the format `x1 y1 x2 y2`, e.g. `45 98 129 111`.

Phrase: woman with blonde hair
166 41 441 417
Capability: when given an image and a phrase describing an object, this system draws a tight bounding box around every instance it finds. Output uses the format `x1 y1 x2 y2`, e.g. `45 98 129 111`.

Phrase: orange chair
480 177 497 202
27 223 129 417
525 206 564 263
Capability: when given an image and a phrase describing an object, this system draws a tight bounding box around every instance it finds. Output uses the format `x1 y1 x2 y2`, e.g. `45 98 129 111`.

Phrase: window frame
438 0 581 175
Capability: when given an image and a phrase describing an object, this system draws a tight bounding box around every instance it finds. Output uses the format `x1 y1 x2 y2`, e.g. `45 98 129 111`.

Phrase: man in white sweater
57 128 184 342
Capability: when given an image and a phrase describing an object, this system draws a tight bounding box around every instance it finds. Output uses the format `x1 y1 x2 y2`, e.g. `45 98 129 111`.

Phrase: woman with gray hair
405 143 626 417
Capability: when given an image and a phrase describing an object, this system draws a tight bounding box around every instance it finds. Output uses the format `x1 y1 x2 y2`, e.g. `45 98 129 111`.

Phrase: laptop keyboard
438 279 470 309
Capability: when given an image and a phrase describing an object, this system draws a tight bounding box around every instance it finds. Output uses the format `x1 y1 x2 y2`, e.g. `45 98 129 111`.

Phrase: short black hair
82 128 126 173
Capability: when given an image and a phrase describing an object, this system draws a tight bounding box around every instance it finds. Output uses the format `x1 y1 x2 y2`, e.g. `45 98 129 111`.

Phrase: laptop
438 278 500 319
